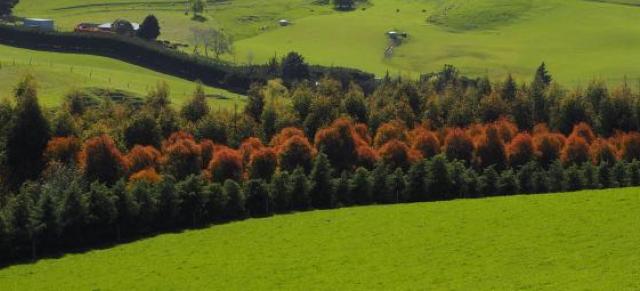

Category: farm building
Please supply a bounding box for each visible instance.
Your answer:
[74,19,139,35]
[23,18,54,31]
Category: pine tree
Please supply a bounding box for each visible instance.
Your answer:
[478,166,498,197]
[404,160,428,202]
[334,171,352,206]
[290,168,311,210]
[244,179,271,217]
[385,168,406,204]
[497,170,519,195]
[534,62,552,88]
[371,162,390,203]
[501,74,517,101]
[223,179,245,218]
[309,153,334,209]
[427,155,452,200]
[270,171,292,213]
[350,167,372,205]
[5,75,51,189]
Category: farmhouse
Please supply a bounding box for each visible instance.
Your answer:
[23,18,55,31]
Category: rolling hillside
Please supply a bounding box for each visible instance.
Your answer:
[13,0,640,83]
[0,188,638,290]
[0,44,245,107]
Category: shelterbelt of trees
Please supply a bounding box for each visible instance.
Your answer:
[2,63,640,264]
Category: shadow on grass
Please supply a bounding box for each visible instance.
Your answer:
[191,15,208,22]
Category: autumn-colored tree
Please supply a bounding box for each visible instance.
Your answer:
[507,133,536,168]
[199,139,215,169]
[493,118,518,143]
[45,136,81,165]
[239,137,264,166]
[354,123,372,145]
[355,145,379,169]
[444,128,474,164]
[161,132,202,180]
[314,118,358,171]
[129,168,163,184]
[80,135,128,185]
[590,138,618,165]
[476,125,507,170]
[249,147,277,180]
[270,127,306,148]
[278,135,316,173]
[208,146,243,182]
[378,140,417,169]
[569,122,595,144]
[534,132,565,166]
[561,135,590,166]
[126,145,161,173]
[410,128,440,159]
[373,120,407,148]
[622,132,640,161]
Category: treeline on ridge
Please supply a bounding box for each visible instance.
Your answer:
[2,62,640,264]
[0,25,376,94]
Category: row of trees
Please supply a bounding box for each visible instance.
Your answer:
[2,64,640,262]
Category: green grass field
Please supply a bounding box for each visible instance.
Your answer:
[0,188,638,290]
[13,0,640,84]
[0,44,245,107]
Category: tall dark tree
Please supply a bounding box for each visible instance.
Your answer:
[244,179,271,217]
[350,167,371,205]
[5,75,51,189]
[124,114,162,149]
[501,74,517,102]
[244,83,265,122]
[405,160,428,202]
[181,83,210,123]
[0,0,18,16]
[290,167,311,210]
[281,52,309,85]
[534,62,552,88]
[309,153,334,209]
[137,15,161,40]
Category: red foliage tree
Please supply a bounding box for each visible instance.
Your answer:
[208,146,243,182]
[373,120,407,148]
[239,137,264,166]
[356,144,379,169]
[126,145,161,173]
[354,123,372,145]
[129,168,163,184]
[270,127,305,148]
[534,132,565,166]
[561,135,590,165]
[45,136,81,165]
[569,122,595,144]
[80,135,128,185]
[378,139,417,169]
[622,132,640,161]
[410,128,440,159]
[200,139,215,169]
[278,135,316,172]
[444,128,474,163]
[476,125,507,169]
[493,118,518,143]
[590,138,618,165]
[249,147,278,180]
[314,118,358,171]
[507,133,536,167]
[161,132,202,180]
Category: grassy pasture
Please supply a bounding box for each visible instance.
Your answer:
[0,187,638,290]
[14,0,640,84]
[0,44,245,107]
